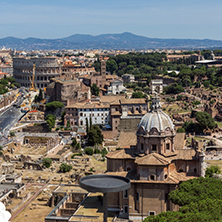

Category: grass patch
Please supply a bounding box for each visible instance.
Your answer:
[206,160,222,173]
[216,121,222,128]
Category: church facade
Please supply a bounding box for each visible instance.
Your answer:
[106,95,204,221]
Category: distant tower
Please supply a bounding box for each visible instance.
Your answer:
[211,51,215,60]
[198,50,201,61]
[101,60,106,88]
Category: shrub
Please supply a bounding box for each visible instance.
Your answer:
[94,148,101,154]
[101,148,108,157]
[71,152,83,158]
[177,127,185,133]
[205,165,221,177]
[42,158,52,168]
[59,163,72,172]
[85,148,94,155]
[9,131,15,137]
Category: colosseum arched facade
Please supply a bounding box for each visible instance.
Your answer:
[13,57,61,89]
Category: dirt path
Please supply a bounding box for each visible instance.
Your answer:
[10,183,48,221]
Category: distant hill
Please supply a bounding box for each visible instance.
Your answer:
[1,32,222,50]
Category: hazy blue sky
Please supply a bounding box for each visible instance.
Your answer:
[0,0,222,40]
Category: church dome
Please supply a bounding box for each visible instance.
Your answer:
[137,95,174,134]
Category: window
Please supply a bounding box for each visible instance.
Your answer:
[149,211,156,216]
[136,192,139,202]
[123,190,128,199]
[141,143,144,151]
[165,174,168,179]
[124,206,128,214]
[150,175,155,181]
[164,193,168,203]
[80,113,83,117]
[126,166,131,172]
[166,143,170,150]
[152,144,157,151]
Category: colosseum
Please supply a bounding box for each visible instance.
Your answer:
[13,57,61,89]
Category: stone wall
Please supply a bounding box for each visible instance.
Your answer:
[118,118,141,132]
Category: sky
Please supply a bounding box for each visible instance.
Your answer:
[0,0,222,40]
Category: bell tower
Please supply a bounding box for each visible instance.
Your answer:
[101,60,106,88]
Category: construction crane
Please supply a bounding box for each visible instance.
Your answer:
[29,64,37,91]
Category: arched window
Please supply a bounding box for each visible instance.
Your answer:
[150,175,155,181]
[152,144,157,151]
[126,166,131,172]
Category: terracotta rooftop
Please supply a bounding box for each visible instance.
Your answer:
[168,170,197,183]
[174,133,186,150]
[175,149,196,160]
[120,98,146,104]
[135,153,170,166]
[100,95,125,103]
[117,132,137,148]
[106,148,136,159]
[66,102,110,109]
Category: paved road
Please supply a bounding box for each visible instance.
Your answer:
[0,92,26,146]
[0,106,21,132]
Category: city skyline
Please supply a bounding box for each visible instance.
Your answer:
[1,0,222,40]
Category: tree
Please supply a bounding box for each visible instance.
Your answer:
[86,118,89,135]
[45,101,64,111]
[132,91,145,98]
[177,127,185,133]
[87,125,103,146]
[169,177,222,206]
[195,111,216,130]
[71,138,77,148]
[94,148,100,154]
[144,177,222,222]
[85,147,94,155]
[59,163,72,172]
[38,89,43,101]
[205,165,221,177]
[164,83,184,94]
[89,117,92,130]
[42,158,52,168]
[101,148,108,157]
[61,111,66,123]
[144,199,222,222]
[9,131,15,137]
[46,114,56,131]
[106,59,118,74]
[14,82,21,88]
[91,83,100,96]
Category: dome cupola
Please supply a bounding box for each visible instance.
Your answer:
[136,94,176,154]
[137,95,174,136]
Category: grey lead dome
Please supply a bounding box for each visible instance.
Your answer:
[137,95,174,133]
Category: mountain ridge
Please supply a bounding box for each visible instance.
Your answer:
[0,32,222,50]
